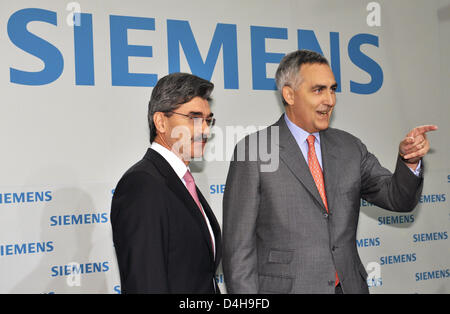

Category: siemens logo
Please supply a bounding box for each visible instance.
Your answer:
[413,231,448,243]
[50,212,109,226]
[378,214,414,226]
[360,199,375,207]
[356,237,380,248]
[367,277,382,287]
[215,273,224,284]
[419,193,446,203]
[210,184,225,194]
[380,253,416,265]
[51,261,110,277]
[0,191,52,204]
[0,241,54,256]
[415,269,450,282]
[7,8,383,94]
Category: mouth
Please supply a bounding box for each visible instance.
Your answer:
[192,136,208,144]
[316,110,330,117]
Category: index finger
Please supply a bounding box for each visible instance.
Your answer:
[410,125,438,136]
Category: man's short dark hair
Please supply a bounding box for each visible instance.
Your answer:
[148,73,214,143]
[275,50,329,106]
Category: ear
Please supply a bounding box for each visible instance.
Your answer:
[282,86,295,106]
[153,112,167,134]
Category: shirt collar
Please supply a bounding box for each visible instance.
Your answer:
[150,142,188,181]
[284,113,320,145]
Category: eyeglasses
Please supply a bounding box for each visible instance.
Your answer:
[166,111,216,127]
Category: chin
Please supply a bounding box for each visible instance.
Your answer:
[316,122,330,132]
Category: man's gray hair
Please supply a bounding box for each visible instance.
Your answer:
[148,72,214,143]
[275,50,329,106]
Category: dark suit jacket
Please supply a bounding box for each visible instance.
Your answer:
[111,148,222,293]
[223,115,423,294]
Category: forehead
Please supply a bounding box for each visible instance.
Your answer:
[177,96,211,113]
[298,63,336,86]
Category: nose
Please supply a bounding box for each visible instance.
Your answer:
[325,89,336,107]
[202,119,211,138]
[193,118,210,138]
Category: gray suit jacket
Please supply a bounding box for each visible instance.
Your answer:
[222,115,423,294]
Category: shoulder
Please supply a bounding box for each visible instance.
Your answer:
[323,127,359,141]
[234,120,280,150]
[322,127,366,148]
[114,155,167,198]
[111,160,169,223]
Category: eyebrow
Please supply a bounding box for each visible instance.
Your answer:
[312,83,338,90]
[188,111,214,117]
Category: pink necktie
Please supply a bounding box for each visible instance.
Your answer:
[183,170,203,211]
[183,170,214,254]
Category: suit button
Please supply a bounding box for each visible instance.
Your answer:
[323,213,329,219]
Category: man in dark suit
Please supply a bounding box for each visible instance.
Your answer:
[222,50,437,294]
[111,73,221,293]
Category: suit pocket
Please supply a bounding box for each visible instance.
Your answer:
[259,274,293,294]
[267,249,294,264]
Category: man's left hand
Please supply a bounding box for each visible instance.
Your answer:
[399,125,438,169]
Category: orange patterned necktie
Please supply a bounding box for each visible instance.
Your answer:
[306,135,328,212]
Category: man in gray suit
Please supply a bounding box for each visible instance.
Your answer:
[222,50,437,294]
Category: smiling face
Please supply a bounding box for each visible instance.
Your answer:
[282,63,337,133]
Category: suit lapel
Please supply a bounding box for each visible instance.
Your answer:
[276,116,327,212]
[144,149,216,262]
[197,189,222,267]
[319,129,340,215]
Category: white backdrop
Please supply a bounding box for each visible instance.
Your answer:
[0,0,449,294]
